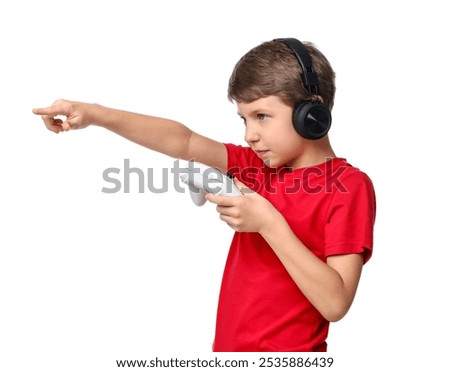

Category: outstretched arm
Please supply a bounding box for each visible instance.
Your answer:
[32,99,228,172]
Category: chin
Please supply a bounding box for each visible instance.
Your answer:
[263,157,281,168]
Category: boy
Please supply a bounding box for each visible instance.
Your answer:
[33,38,376,352]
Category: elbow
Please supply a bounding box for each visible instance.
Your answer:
[325,311,347,323]
[322,301,351,322]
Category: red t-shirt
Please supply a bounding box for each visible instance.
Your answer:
[213,144,376,352]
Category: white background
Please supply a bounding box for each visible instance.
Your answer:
[1,0,448,371]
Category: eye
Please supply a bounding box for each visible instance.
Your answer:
[257,113,268,121]
[240,116,247,126]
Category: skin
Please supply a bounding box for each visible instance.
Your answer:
[33,96,363,322]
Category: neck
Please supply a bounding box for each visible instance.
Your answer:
[287,136,337,169]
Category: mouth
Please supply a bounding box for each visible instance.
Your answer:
[254,149,269,158]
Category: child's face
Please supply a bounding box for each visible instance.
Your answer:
[237,95,305,169]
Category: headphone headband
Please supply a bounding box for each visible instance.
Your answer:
[273,38,331,140]
[274,38,320,96]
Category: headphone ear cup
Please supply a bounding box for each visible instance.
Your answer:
[293,101,332,140]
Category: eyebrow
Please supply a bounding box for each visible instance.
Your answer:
[237,108,268,118]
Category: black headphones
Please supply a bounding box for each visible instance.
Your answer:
[275,38,332,140]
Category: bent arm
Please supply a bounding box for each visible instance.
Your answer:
[208,181,364,322]
[260,213,363,322]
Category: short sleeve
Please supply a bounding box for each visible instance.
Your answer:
[324,171,376,264]
[225,143,264,172]
[224,144,271,193]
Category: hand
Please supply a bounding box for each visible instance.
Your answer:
[32,99,94,134]
[206,178,282,233]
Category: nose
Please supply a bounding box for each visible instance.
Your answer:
[244,121,260,144]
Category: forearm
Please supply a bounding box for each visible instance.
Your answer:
[260,216,358,322]
[90,104,193,159]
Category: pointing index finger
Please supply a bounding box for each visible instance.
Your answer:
[32,104,66,117]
